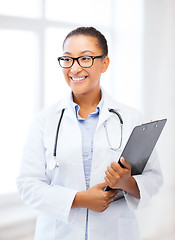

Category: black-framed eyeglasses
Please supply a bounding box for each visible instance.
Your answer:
[57,55,105,68]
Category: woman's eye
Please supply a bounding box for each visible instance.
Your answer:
[81,57,91,61]
[60,57,71,62]
[63,57,71,62]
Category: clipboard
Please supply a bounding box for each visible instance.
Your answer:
[105,118,167,201]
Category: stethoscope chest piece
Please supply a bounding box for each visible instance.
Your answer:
[48,158,59,171]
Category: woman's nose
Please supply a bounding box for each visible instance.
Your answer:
[70,60,82,74]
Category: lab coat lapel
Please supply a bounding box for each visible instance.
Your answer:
[56,91,77,122]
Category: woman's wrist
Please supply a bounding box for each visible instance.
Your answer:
[124,176,140,199]
[71,191,88,209]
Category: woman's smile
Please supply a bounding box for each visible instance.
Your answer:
[70,75,88,83]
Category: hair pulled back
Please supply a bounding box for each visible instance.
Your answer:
[63,27,108,56]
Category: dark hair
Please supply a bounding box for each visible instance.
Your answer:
[63,27,108,56]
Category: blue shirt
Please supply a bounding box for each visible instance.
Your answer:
[71,96,103,240]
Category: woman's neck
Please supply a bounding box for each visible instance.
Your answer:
[72,89,101,119]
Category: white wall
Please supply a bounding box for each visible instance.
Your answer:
[138,0,175,239]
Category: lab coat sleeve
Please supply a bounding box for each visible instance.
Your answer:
[124,149,164,209]
[16,113,78,224]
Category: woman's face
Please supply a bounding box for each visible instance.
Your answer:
[62,34,109,97]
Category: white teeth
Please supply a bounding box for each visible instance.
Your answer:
[71,77,86,81]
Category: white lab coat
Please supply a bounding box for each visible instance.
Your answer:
[17,88,163,240]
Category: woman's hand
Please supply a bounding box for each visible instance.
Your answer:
[72,182,118,213]
[104,157,140,199]
[104,157,131,190]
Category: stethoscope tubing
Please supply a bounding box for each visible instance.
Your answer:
[53,108,65,157]
[104,109,123,151]
[108,108,123,124]
[53,108,123,158]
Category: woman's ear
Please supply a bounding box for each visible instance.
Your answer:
[101,56,110,73]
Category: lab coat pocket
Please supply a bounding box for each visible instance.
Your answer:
[118,217,139,240]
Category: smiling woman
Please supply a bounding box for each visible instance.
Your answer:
[16,26,163,240]
[0,1,155,239]
[60,32,109,110]
[61,36,108,118]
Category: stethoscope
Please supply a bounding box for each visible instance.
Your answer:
[48,108,123,171]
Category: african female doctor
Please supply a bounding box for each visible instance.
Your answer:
[17,27,163,240]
